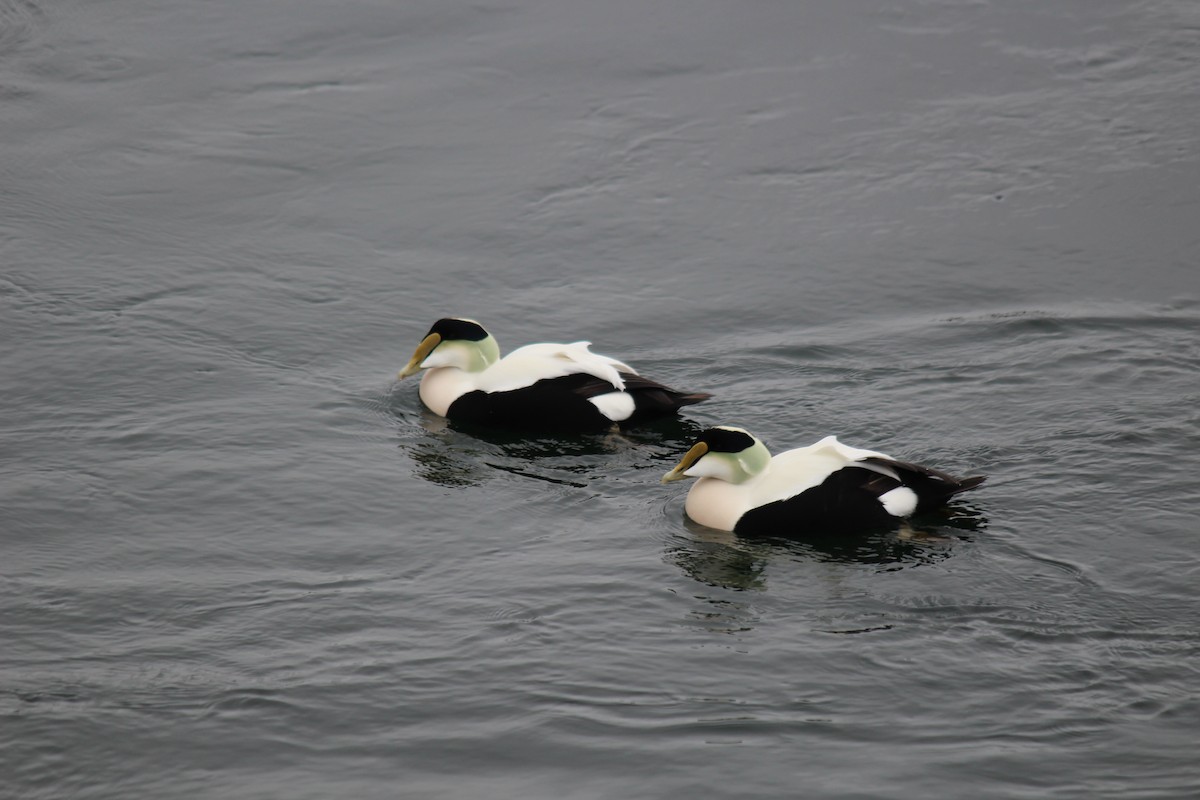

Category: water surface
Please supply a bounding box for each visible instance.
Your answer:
[3,0,1199,797]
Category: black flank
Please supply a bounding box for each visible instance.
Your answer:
[733,459,986,537]
[446,372,709,432]
[735,466,903,536]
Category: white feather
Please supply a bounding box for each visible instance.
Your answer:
[476,341,634,393]
[749,436,895,508]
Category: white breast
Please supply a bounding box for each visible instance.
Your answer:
[418,368,476,416]
[685,478,752,531]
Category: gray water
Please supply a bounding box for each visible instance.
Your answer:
[4,0,1199,797]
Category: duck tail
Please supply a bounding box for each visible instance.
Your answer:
[674,391,713,407]
[949,475,987,496]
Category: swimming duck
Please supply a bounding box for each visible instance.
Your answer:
[661,426,985,535]
[398,318,711,431]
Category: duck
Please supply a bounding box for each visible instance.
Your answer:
[661,426,985,535]
[397,317,711,431]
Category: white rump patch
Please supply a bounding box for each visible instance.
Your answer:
[588,391,635,422]
[878,486,918,518]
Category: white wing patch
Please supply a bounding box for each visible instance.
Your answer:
[878,486,918,517]
[588,391,636,422]
[476,341,636,393]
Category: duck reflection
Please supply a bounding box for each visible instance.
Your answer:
[400,404,708,489]
[666,505,986,590]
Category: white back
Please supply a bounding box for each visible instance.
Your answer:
[755,436,897,505]
[476,341,636,393]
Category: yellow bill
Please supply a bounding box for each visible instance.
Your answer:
[661,441,709,483]
[398,332,441,379]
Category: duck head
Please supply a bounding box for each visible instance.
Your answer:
[661,425,772,485]
[398,317,502,378]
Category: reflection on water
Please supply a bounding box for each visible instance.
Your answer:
[406,432,491,488]
[667,506,986,590]
[681,594,760,636]
[398,400,708,488]
[427,407,708,455]
[668,531,769,592]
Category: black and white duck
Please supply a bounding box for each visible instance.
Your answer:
[661,426,985,535]
[398,317,710,432]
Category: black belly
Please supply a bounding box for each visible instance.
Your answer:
[446,385,613,432]
[733,467,901,537]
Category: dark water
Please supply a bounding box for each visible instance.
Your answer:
[4,0,1199,797]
